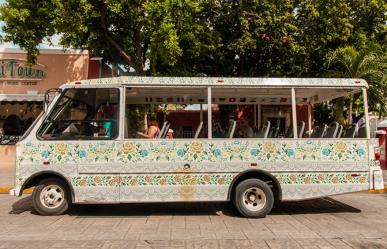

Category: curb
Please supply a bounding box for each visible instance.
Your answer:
[368,187,387,193]
[0,186,33,194]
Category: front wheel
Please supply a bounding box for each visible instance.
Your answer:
[233,179,274,218]
[32,178,70,216]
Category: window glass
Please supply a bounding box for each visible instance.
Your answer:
[38,88,119,140]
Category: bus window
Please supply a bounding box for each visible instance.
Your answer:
[211,88,292,139]
[124,87,208,139]
[37,88,119,140]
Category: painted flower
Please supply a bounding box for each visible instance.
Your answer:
[189,142,203,154]
[286,149,294,157]
[109,177,120,186]
[177,149,185,157]
[304,176,311,184]
[159,177,167,185]
[139,149,148,158]
[122,142,136,154]
[213,148,222,157]
[317,174,325,182]
[322,148,330,156]
[40,150,49,159]
[360,176,367,183]
[218,177,225,184]
[188,177,196,185]
[79,179,87,187]
[334,141,347,153]
[357,148,365,157]
[145,175,152,183]
[78,150,86,158]
[262,142,276,154]
[130,178,137,186]
[250,149,258,157]
[174,175,182,183]
[332,176,339,184]
[203,175,211,182]
[94,176,101,184]
[54,143,68,155]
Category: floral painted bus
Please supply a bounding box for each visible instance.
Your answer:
[10,77,384,217]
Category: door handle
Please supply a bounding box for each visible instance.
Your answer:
[183,163,190,170]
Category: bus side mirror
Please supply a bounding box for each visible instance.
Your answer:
[43,88,62,113]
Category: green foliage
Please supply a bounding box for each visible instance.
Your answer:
[324,44,387,114]
[0,0,385,79]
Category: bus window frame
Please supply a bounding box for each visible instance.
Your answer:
[123,86,212,140]
[36,87,121,141]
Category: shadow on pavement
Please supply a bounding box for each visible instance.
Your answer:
[10,195,360,217]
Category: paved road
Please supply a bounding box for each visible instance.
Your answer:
[0,192,387,249]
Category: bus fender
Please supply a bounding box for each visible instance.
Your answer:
[227,169,282,201]
[19,170,75,202]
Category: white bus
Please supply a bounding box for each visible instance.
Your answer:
[10,77,384,217]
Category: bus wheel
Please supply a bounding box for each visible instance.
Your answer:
[32,178,70,216]
[233,179,274,218]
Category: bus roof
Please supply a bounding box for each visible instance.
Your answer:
[65,77,368,89]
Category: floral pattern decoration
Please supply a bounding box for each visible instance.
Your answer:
[18,139,368,165]
[70,172,368,187]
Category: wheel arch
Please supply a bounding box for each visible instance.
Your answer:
[19,170,75,202]
[228,169,282,201]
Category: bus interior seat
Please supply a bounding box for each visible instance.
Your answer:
[311,124,328,138]
[267,127,274,138]
[194,121,203,138]
[256,121,271,138]
[285,122,304,138]
[157,121,168,138]
[336,125,343,138]
[161,123,170,138]
[224,120,236,138]
[285,125,293,138]
[343,124,358,138]
[228,120,237,138]
[356,124,367,138]
[324,122,339,138]
[270,126,280,138]
[297,121,305,138]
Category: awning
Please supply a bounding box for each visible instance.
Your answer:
[0,94,44,102]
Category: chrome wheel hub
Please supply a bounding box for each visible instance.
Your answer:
[242,187,266,212]
[40,185,64,209]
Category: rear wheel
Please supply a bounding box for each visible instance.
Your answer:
[32,178,70,216]
[233,178,274,218]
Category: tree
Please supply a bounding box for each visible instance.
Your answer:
[324,45,387,120]
[0,0,220,75]
[0,0,385,78]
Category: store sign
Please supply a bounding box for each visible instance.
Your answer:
[0,59,46,79]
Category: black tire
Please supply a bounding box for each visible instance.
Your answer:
[233,178,274,218]
[32,177,70,216]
